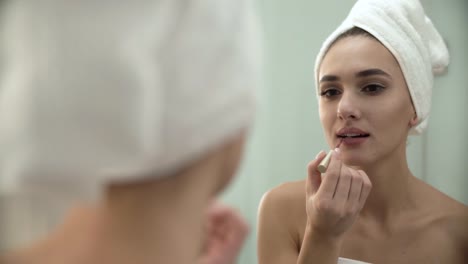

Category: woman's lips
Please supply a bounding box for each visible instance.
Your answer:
[339,136,368,146]
[336,127,370,146]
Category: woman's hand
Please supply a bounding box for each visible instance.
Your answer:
[197,201,249,264]
[305,150,372,241]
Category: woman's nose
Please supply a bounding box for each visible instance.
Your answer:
[337,92,361,120]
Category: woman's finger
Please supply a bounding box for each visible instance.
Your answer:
[306,151,327,196]
[317,150,342,200]
[333,165,352,204]
[347,169,363,207]
[357,170,372,209]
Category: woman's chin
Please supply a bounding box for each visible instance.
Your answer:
[340,156,369,170]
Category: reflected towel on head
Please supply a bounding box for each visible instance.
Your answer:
[314,0,449,135]
[0,0,261,201]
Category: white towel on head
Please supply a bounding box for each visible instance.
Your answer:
[314,0,449,135]
[0,0,261,201]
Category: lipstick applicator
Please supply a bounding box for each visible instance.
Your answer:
[317,139,343,173]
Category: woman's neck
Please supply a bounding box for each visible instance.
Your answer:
[357,148,419,224]
[95,158,223,264]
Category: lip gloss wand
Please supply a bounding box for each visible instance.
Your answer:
[317,139,343,173]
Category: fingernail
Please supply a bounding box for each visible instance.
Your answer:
[333,148,341,159]
[315,150,324,159]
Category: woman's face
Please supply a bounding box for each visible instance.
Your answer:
[318,36,416,167]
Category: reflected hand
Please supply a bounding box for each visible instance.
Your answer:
[197,201,249,264]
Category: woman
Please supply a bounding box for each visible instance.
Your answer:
[257,0,468,263]
[0,1,260,263]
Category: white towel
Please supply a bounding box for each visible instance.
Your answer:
[0,0,261,202]
[314,0,449,135]
[338,257,371,264]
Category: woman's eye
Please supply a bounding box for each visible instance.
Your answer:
[362,84,385,94]
[320,88,341,98]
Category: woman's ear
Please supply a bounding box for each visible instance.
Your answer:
[409,112,418,127]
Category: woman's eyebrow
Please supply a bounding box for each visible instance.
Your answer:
[320,68,391,83]
[356,68,391,78]
[319,75,340,83]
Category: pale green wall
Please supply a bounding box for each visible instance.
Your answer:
[423,0,468,207]
[222,1,468,263]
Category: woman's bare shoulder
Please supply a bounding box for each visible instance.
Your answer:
[259,180,306,224]
[419,179,468,253]
[260,180,306,208]
[258,180,310,262]
[440,197,468,245]
[438,198,468,261]
[414,177,467,214]
[422,180,468,219]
